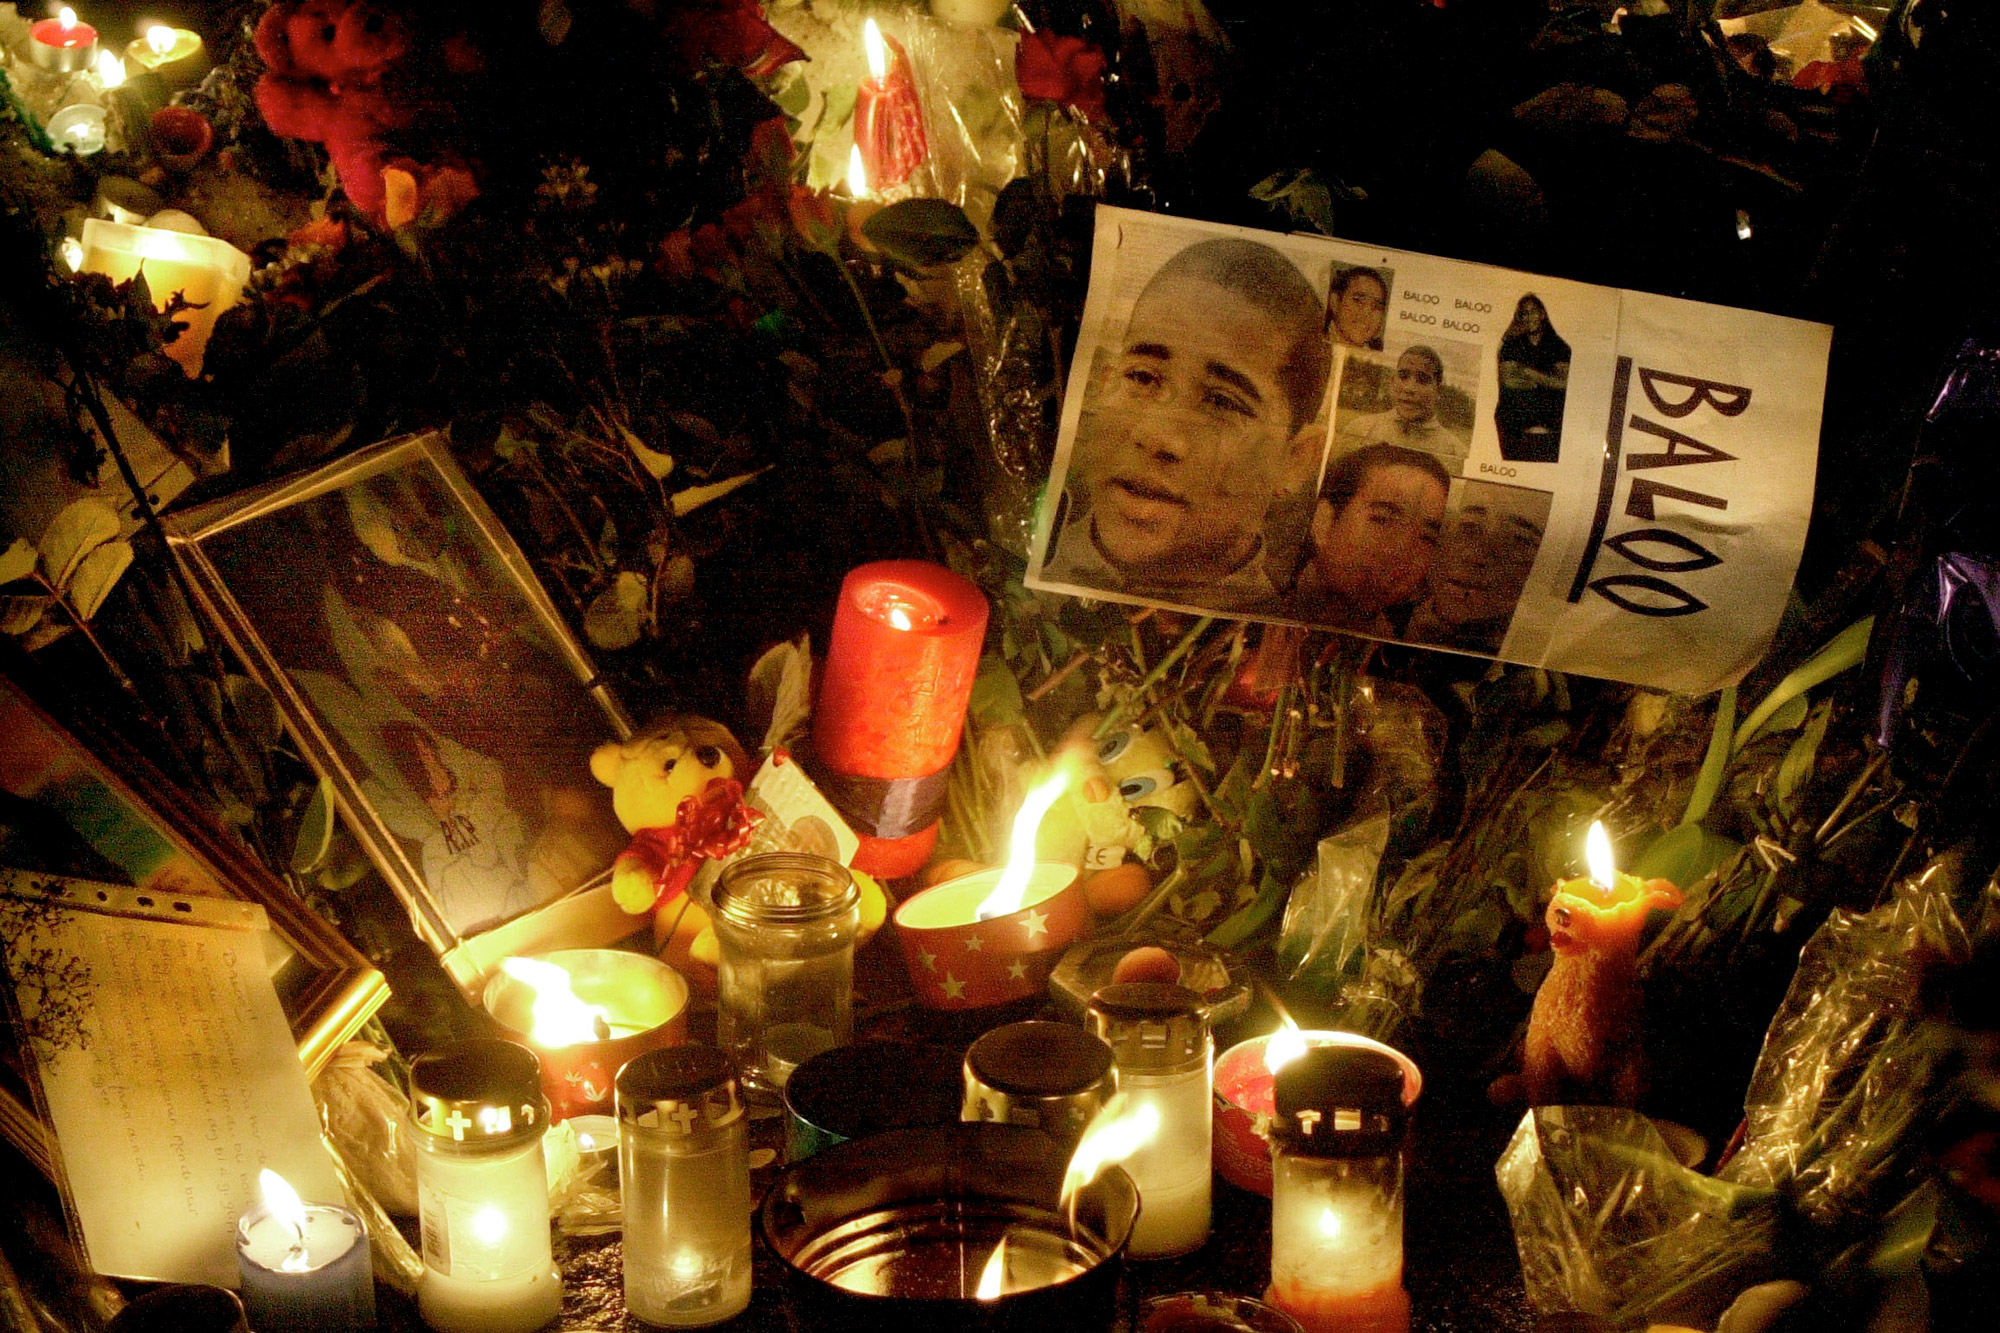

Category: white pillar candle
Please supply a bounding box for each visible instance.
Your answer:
[77,218,249,376]
[1085,983,1213,1259]
[235,1170,376,1333]
[409,1042,563,1333]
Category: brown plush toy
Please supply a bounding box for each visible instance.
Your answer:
[590,716,758,985]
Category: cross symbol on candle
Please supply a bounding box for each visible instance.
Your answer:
[445,1109,472,1141]
[668,1102,700,1134]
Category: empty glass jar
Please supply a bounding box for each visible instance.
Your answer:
[706,853,861,1099]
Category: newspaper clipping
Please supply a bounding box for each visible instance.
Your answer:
[1025,206,1833,694]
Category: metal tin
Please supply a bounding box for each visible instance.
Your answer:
[962,1021,1116,1152]
[408,1039,549,1151]
[1085,983,1208,1076]
[1049,936,1250,1028]
[782,1042,963,1163]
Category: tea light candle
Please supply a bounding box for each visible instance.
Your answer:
[46,103,106,155]
[408,1042,562,1333]
[813,559,987,878]
[76,218,250,376]
[480,949,690,1120]
[28,7,98,72]
[127,23,205,88]
[235,1170,376,1333]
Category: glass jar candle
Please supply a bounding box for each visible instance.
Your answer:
[961,1020,1118,1154]
[706,853,860,1099]
[1266,1047,1411,1333]
[408,1041,562,1333]
[618,1046,752,1327]
[1087,983,1213,1258]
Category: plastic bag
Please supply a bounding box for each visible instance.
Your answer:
[1719,866,1971,1231]
[1496,1106,1782,1328]
[1278,814,1390,985]
[314,1042,418,1217]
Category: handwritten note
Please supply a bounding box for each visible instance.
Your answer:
[3,874,340,1284]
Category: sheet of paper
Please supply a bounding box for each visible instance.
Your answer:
[1,871,341,1285]
[1025,206,1832,694]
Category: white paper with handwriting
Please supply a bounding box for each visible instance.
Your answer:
[2,873,340,1284]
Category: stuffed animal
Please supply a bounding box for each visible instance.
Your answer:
[1055,715,1200,870]
[1517,873,1684,1107]
[592,716,760,983]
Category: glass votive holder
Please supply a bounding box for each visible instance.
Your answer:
[47,104,107,156]
[618,1045,752,1327]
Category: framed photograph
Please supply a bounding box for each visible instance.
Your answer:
[165,434,637,990]
[0,678,388,1178]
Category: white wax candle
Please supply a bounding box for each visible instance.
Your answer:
[236,1200,375,1333]
[1120,1069,1212,1258]
[416,1139,561,1333]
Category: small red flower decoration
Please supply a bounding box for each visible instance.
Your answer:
[1016,30,1106,119]
[661,0,805,78]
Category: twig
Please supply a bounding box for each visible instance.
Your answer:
[1027,649,1090,702]
[1093,616,1214,741]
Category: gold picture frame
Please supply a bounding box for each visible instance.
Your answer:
[165,433,638,993]
[0,678,388,1178]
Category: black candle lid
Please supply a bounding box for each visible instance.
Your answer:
[965,1021,1114,1097]
[1272,1046,1408,1158]
[409,1039,549,1149]
[784,1041,963,1141]
[1086,983,1209,1074]
[617,1045,743,1135]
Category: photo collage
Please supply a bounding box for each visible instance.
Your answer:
[1032,209,1573,661]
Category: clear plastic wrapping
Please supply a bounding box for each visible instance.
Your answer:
[314,1042,418,1217]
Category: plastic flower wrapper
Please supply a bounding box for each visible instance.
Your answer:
[314,1041,418,1216]
[1719,859,1971,1232]
[1497,1105,1783,1327]
[545,1119,622,1237]
[1277,814,1390,987]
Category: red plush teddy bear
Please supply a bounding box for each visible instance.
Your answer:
[253,0,480,226]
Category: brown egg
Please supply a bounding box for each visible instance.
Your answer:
[1082,861,1152,916]
[1111,945,1182,986]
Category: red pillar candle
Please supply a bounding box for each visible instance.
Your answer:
[854,18,928,190]
[813,560,987,879]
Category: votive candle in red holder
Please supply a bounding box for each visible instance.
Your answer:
[813,560,987,879]
[27,7,98,72]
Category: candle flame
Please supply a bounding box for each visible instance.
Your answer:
[863,17,887,81]
[847,144,868,197]
[974,1233,1007,1301]
[57,7,76,31]
[500,956,613,1047]
[59,237,83,271]
[96,50,124,86]
[1318,1205,1342,1239]
[1059,1093,1160,1214]
[146,24,174,55]
[469,1205,509,1245]
[1585,821,1615,891]
[1265,1017,1306,1076]
[257,1169,312,1273]
[887,604,912,631]
[974,763,1070,920]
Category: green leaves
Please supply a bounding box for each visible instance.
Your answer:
[861,200,980,269]
[584,570,651,651]
[40,498,120,589]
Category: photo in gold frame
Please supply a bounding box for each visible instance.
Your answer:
[0,677,388,1178]
[164,433,639,993]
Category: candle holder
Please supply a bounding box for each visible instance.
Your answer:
[1266,1047,1412,1333]
[408,1041,562,1333]
[75,218,250,375]
[894,864,1088,1009]
[759,1123,1138,1332]
[481,948,689,1119]
[1140,1292,1305,1333]
[106,1286,249,1333]
[26,12,98,73]
[1049,937,1251,1027]
[1086,983,1212,1259]
[782,1041,964,1164]
[961,1021,1117,1155]
[1213,1031,1420,1197]
[235,1178,375,1333]
[47,104,106,155]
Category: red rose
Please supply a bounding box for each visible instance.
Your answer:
[786,185,839,255]
[661,0,805,78]
[1016,30,1106,119]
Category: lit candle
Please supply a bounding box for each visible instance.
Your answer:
[46,103,106,155]
[235,1169,376,1333]
[1266,1047,1412,1333]
[1086,983,1213,1259]
[408,1042,563,1333]
[28,7,98,72]
[813,560,987,878]
[1520,822,1683,1105]
[480,949,689,1120]
[76,218,250,376]
[126,22,205,89]
[1213,1027,1420,1197]
[853,17,928,191]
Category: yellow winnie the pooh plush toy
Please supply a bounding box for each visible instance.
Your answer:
[592,717,890,985]
[592,716,761,985]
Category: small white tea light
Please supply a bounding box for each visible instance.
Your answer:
[47,105,108,157]
[235,1168,376,1333]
